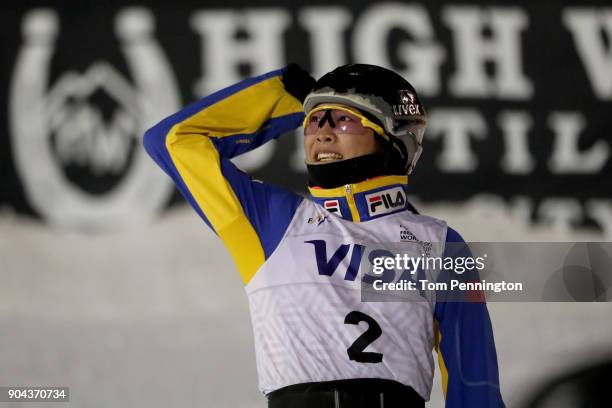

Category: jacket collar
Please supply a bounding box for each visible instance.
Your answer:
[308,175,410,222]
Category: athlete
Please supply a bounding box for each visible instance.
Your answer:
[144,64,504,407]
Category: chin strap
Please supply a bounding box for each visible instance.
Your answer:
[306,152,390,188]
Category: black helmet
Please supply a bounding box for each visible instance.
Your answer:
[303,64,426,174]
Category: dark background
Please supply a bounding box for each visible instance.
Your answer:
[1,0,610,231]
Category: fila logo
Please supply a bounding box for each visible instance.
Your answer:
[365,187,406,216]
[323,199,342,216]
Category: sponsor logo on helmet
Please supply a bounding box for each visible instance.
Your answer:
[400,90,416,104]
[393,90,422,117]
[365,187,406,217]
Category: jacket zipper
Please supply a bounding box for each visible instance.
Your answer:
[344,184,360,222]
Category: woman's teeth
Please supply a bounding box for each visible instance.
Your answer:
[317,152,343,162]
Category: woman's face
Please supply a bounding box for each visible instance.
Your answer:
[304,107,379,164]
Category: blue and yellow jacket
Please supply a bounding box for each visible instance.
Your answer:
[143,68,504,407]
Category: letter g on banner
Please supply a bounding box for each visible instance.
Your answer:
[9,8,180,230]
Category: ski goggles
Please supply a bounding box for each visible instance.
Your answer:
[303,104,387,138]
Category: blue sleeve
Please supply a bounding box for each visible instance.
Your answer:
[143,69,304,283]
[434,227,505,407]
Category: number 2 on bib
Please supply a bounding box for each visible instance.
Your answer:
[344,311,383,363]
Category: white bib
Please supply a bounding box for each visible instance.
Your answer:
[245,199,448,399]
